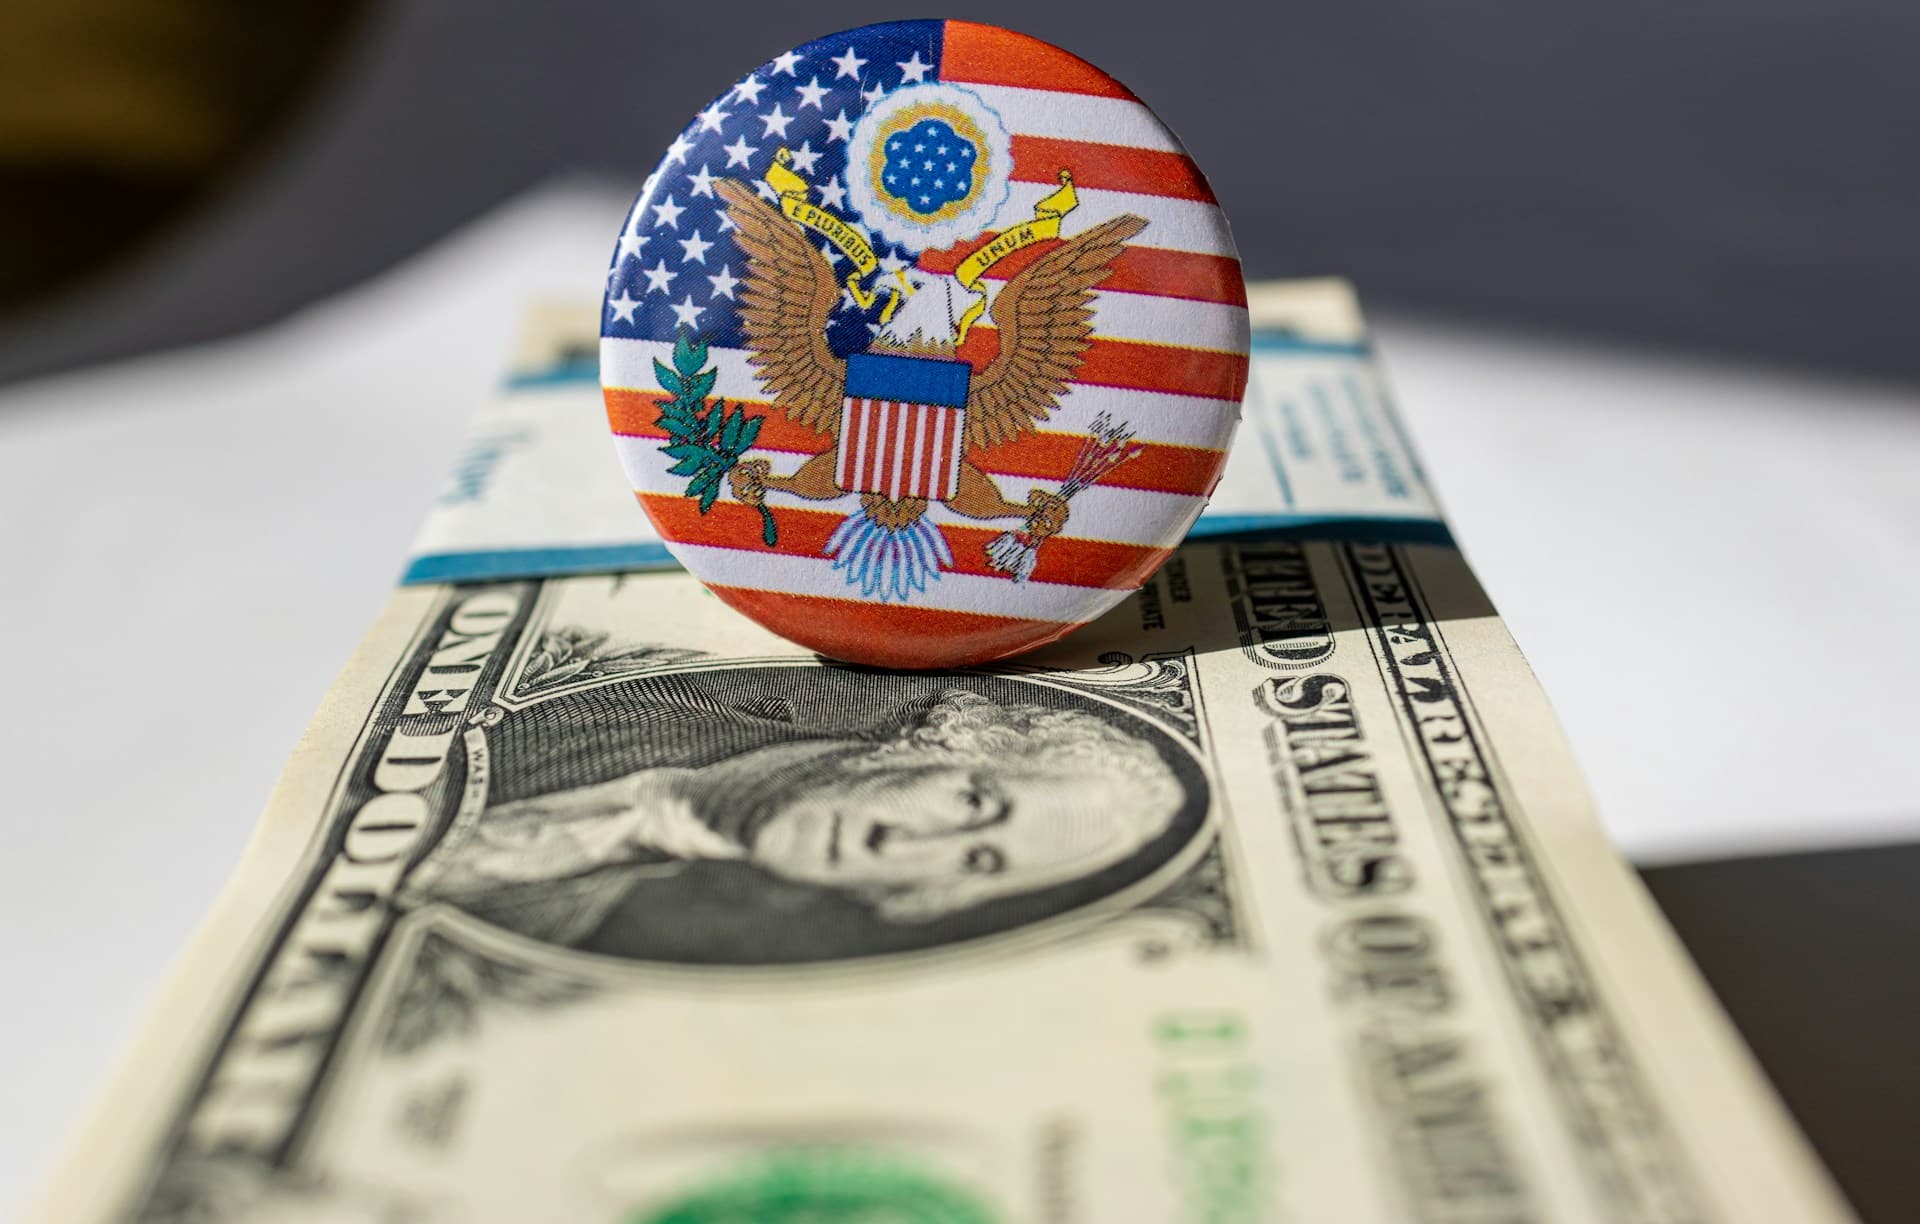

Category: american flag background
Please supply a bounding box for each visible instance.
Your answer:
[602,19,1248,664]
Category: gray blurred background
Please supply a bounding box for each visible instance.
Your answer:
[2,0,1915,384]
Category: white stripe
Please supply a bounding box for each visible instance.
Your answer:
[887,403,910,499]
[668,540,1120,623]
[906,402,928,497]
[928,480,1205,547]
[605,340,1241,452]
[847,399,868,490]
[615,435,1207,550]
[605,290,1242,381]
[965,83,1185,153]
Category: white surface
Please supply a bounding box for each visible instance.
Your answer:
[1,180,1917,1211]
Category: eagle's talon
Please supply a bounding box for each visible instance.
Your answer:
[728,458,771,507]
[1023,489,1070,540]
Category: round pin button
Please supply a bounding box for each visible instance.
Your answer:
[602,20,1247,668]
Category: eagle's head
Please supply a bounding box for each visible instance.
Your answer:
[873,268,964,353]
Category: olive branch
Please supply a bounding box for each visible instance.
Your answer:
[653,331,777,545]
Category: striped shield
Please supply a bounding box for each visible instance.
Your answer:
[836,352,970,502]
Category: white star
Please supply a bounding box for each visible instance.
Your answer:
[669,295,703,330]
[769,49,802,77]
[616,232,645,262]
[753,178,779,202]
[860,81,887,107]
[696,102,729,133]
[640,259,675,295]
[651,195,684,229]
[678,229,713,264]
[831,46,867,79]
[759,104,793,139]
[664,133,693,164]
[733,76,765,104]
[823,109,854,143]
[795,76,828,110]
[716,211,736,233]
[817,178,847,209]
[898,52,931,83]
[878,252,907,273]
[787,141,822,174]
[687,163,718,198]
[708,265,740,299]
[607,291,641,324]
[722,134,755,168]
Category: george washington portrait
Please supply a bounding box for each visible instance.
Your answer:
[398,664,1209,964]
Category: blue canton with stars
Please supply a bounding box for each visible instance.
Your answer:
[603,20,944,358]
[883,119,976,214]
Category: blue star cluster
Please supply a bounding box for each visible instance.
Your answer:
[882,119,977,214]
[603,20,944,358]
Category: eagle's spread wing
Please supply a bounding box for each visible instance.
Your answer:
[965,214,1149,451]
[714,178,845,437]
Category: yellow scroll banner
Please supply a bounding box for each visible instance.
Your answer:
[763,149,899,320]
[952,170,1080,344]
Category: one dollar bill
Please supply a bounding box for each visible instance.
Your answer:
[29,283,1853,1224]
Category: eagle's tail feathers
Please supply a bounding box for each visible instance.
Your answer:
[824,505,951,605]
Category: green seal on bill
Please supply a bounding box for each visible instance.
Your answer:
[634,1147,998,1224]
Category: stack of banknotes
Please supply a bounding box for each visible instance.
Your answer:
[28,281,1855,1223]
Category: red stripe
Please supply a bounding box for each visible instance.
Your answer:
[955,331,1246,402]
[859,399,875,484]
[890,404,914,499]
[609,390,1227,497]
[979,432,1225,496]
[837,399,856,487]
[1011,136,1214,204]
[917,242,1243,307]
[711,585,1079,668]
[917,405,940,498]
[940,20,1136,101]
[879,401,898,493]
[860,400,884,492]
[1101,247,1244,306]
[638,494,1173,591]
